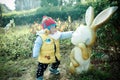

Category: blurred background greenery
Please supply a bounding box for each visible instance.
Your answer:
[0,0,120,80]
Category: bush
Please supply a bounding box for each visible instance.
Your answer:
[0,27,36,60]
[1,3,93,26]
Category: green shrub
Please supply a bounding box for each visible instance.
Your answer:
[2,2,106,26]
[68,69,110,80]
[0,27,36,60]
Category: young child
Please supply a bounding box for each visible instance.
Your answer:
[33,16,73,80]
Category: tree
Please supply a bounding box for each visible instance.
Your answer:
[15,0,41,11]
[0,5,2,27]
[109,0,120,30]
[41,0,59,7]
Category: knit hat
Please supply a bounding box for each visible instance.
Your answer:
[41,16,56,30]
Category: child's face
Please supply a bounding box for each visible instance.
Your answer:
[50,26,57,34]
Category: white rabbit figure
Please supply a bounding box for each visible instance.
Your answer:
[69,6,118,74]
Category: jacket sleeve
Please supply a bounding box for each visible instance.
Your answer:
[59,31,73,40]
[32,36,42,58]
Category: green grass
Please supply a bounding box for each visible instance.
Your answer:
[0,57,37,80]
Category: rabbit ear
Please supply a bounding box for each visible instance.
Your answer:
[91,6,118,31]
[85,6,94,26]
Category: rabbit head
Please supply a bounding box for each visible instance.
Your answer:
[71,6,118,47]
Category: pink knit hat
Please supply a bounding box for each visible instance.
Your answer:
[41,16,56,30]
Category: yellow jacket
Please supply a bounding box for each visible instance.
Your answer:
[38,34,60,63]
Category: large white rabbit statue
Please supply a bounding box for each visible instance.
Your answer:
[69,6,118,74]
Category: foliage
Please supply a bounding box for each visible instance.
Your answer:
[1,0,110,27]
[41,0,59,7]
[0,27,36,60]
[0,58,36,80]
[0,5,1,16]
[68,68,110,80]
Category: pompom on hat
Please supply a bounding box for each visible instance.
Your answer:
[41,16,56,30]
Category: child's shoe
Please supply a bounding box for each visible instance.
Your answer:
[36,76,44,80]
[49,67,60,75]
